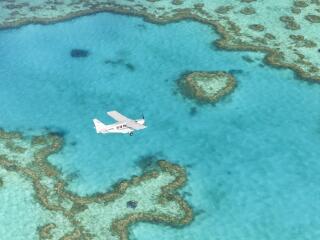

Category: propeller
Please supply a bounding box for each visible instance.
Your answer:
[142,113,146,125]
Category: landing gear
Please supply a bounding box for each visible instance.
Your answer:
[129,132,133,136]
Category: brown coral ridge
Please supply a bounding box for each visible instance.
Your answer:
[178,71,236,104]
[215,32,320,83]
[38,223,57,239]
[0,3,319,83]
[1,1,320,84]
[111,160,193,240]
[0,129,193,240]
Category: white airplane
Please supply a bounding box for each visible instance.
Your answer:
[93,111,146,136]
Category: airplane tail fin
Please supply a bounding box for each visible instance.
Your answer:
[93,119,107,133]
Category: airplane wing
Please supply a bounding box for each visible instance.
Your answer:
[126,121,147,130]
[107,111,131,122]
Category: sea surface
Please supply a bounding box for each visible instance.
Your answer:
[1,12,320,240]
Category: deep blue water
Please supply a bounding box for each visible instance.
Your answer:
[1,12,320,240]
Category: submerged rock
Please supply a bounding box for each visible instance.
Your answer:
[70,49,90,58]
[127,200,138,209]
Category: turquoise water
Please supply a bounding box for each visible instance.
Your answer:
[1,12,320,240]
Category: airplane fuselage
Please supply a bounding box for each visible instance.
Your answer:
[97,119,145,134]
[93,111,146,136]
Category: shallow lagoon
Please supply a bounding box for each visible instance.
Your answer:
[1,12,320,240]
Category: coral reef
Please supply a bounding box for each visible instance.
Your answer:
[178,71,236,104]
[0,129,192,240]
[0,0,319,82]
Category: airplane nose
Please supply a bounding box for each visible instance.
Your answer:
[139,119,145,125]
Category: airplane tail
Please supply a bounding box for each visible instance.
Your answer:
[93,119,107,133]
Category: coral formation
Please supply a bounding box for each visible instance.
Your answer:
[178,71,236,104]
[0,0,319,82]
[70,49,90,58]
[0,129,192,240]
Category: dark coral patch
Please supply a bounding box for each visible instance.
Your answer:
[127,200,138,209]
[189,107,198,116]
[136,23,147,30]
[104,58,135,71]
[135,154,159,170]
[104,59,124,65]
[228,69,243,74]
[242,55,254,63]
[44,127,68,137]
[125,63,135,71]
[70,49,90,58]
